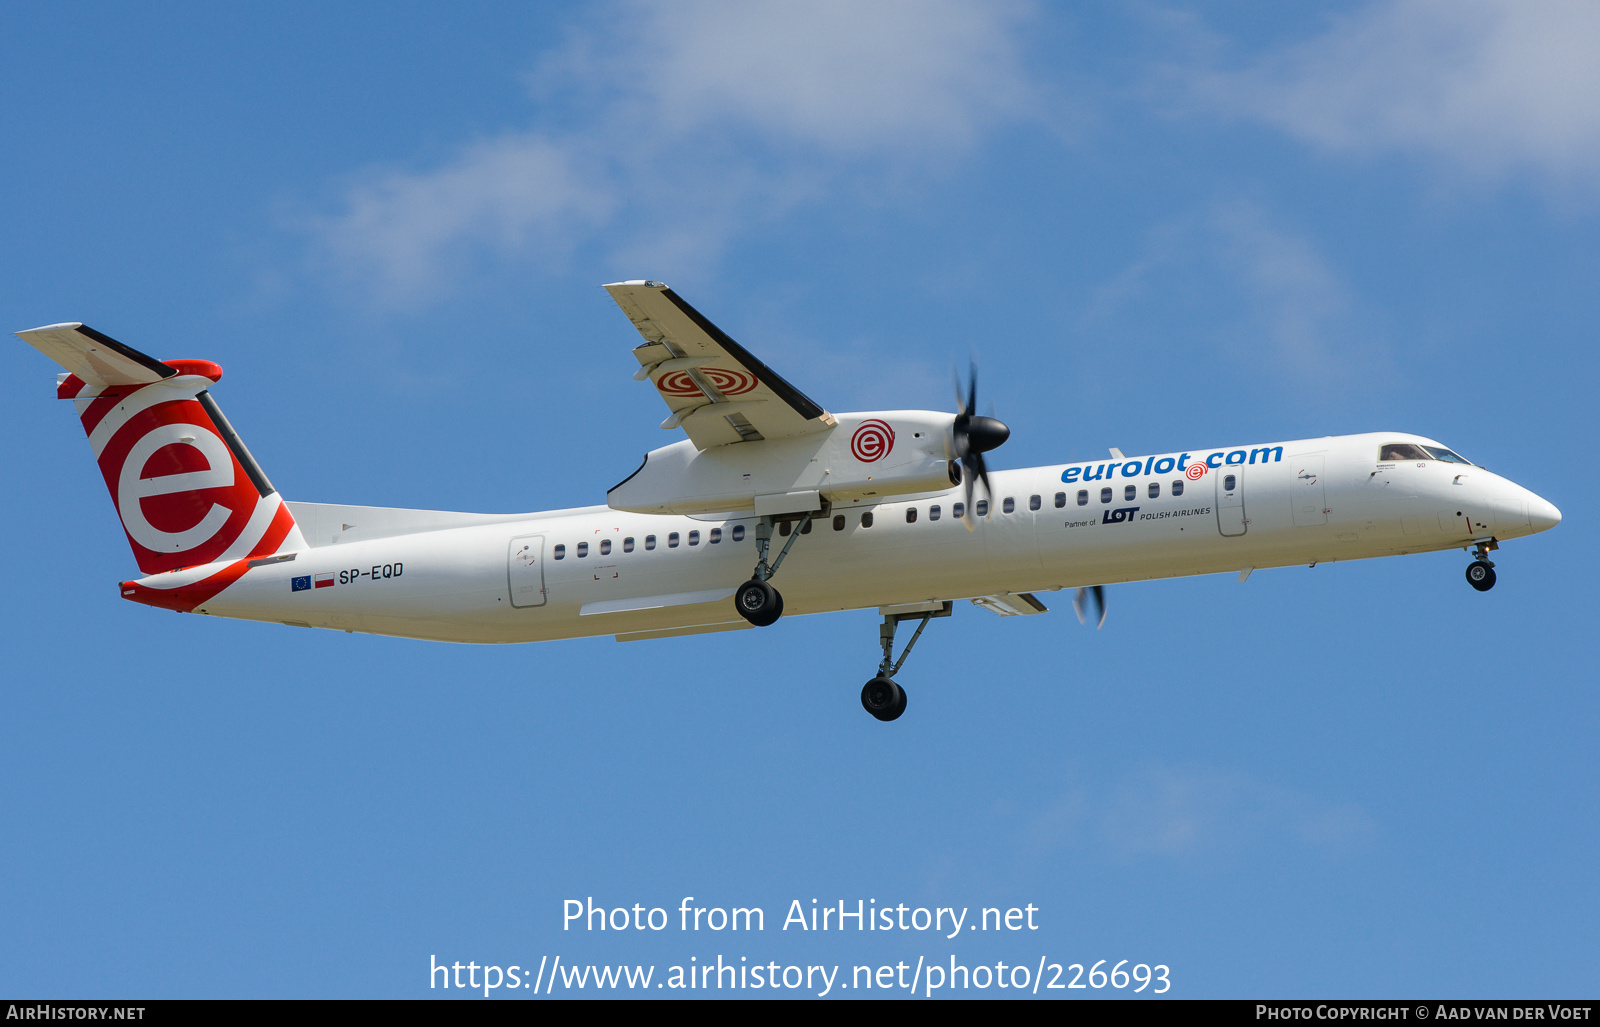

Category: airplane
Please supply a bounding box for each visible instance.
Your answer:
[17,281,1561,722]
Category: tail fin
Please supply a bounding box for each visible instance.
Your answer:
[17,323,306,582]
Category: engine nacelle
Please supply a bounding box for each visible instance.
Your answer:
[607,411,956,516]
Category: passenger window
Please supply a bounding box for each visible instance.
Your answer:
[554,544,565,560]
[732,525,745,542]
[1148,482,1160,499]
[1077,490,1088,506]
[1054,492,1066,509]
[976,500,989,517]
[688,530,700,546]
[577,542,588,558]
[929,505,941,521]
[861,512,874,528]
[599,538,611,555]
[1172,480,1184,497]
[1124,485,1136,502]
[1029,495,1041,511]
[709,528,721,544]
[906,507,918,523]
[668,532,680,548]
[833,514,845,531]
[1002,497,1015,513]
[623,537,634,553]
[645,535,657,550]
[952,502,965,519]
[1100,488,1112,504]
[1224,474,1236,490]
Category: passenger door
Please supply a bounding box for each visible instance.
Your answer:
[507,535,547,608]
[1216,467,1247,536]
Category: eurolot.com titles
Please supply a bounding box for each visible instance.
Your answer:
[430,897,1174,997]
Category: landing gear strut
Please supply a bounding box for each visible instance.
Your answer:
[860,603,951,722]
[1466,539,1497,592]
[733,512,813,627]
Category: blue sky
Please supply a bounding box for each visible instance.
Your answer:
[2,1,1595,999]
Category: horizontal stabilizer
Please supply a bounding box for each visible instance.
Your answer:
[16,323,175,388]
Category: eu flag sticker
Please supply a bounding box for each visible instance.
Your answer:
[291,575,311,592]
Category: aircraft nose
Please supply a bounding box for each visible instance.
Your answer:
[1527,493,1562,533]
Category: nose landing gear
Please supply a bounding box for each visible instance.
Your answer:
[1465,539,1498,592]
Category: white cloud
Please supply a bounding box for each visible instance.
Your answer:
[1084,201,1388,383]
[1005,765,1376,866]
[315,137,613,301]
[311,1,1037,303]
[1194,0,1600,180]
[1098,767,1376,859]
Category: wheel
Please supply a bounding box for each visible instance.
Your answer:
[860,676,907,721]
[734,578,783,626]
[1465,561,1496,592]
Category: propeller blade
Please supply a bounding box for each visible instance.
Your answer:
[950,360,1007,528]
[1073,585,1107,629]
[972,451,992,502]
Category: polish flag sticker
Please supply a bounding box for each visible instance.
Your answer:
[315,572,335,588]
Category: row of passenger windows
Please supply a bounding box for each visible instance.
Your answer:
[1073,480,1190,505]
[554,479,1208,557]
[553,523,749,559]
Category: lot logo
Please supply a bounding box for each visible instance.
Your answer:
[1103,506,1140,524]
[850,419,895,462]
[1185,463,1207,481]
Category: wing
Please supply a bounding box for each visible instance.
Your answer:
[604,281,836,449]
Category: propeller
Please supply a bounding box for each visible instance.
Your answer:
[952,362,1010,524]
[1073,585,1107,630]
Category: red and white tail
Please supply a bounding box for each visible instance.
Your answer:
[17,322,305,609]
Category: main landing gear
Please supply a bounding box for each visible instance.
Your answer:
[861,603,952,722]
[733,512,812,627]
[1465,539,1498,592]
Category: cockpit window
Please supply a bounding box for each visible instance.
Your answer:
[1379,442,1473,465]
[1422,445,1471,465]
[1380,443,1429,461]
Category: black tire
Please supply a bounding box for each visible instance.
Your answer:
[734,578,783,626]
[861,677,907,721]
[1466,561,1497,592]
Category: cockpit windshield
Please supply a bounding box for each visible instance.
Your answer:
[1422,445,1471,464]
[1380,443,1428,461]
[1379,442,1473,465]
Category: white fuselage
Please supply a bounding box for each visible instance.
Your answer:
[169,431,1559,643]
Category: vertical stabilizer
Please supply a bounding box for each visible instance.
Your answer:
[17,322,306,609]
